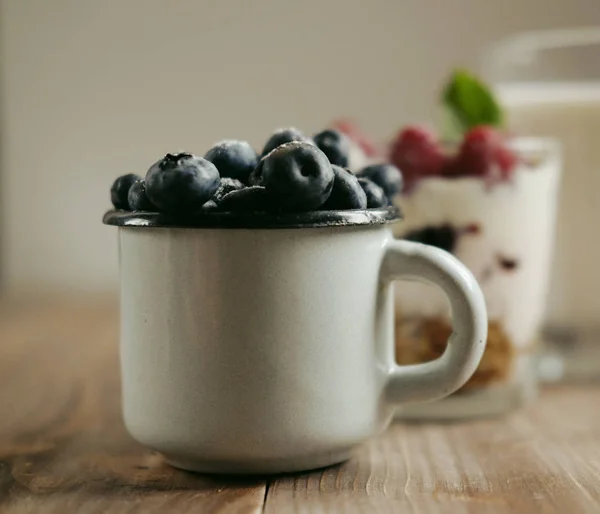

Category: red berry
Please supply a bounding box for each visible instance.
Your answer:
[331,119,380,158]
[449,126,517,180]
[465,125,502,145]
[496,145,517,180]
[440,155,461,177]
[461,126,499,175]
[396,126,437,147]
[390,126,447,188]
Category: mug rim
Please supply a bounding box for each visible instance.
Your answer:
[103,206,401,229]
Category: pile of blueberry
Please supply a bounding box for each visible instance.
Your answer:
[110,128,403,215]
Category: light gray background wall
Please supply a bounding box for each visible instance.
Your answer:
[1,0,599,292]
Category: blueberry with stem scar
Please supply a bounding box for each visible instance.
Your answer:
[261,141,334,211]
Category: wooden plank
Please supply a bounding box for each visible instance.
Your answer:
[265,387,600,514]
[3,298,600,513]
[0,298,267,514]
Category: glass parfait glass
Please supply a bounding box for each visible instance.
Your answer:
[393,137,561,419]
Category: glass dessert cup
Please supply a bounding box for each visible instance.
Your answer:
[486,27,600,382]
[393,137,561,420]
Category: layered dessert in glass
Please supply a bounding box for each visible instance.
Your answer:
[342,70,562,418]
[393,130,559,417]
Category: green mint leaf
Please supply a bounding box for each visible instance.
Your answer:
[440,104,466,143]
[442,69,504,136]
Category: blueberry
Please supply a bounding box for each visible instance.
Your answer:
[261,141,334,211]
[404,225,457,254]
[322,165,367,210]
[145,153,220,213]
[215,186,275,212]
[204,140,258,184]
[261,127,309,157]
[211,177,245,204]
[358,163,403,199]
[248,159,265,186]
[202,199,218,211]
[358,178,388,208]
[110,173,141,210]
[127,179,157,212]
[313,129,350,167]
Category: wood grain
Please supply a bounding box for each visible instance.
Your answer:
[0,297,266,514]
[1,298,600,513]
[265,386,600,514]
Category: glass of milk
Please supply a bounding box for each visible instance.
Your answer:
[485,27,600,381]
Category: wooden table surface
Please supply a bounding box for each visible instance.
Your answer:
[1,297,599,513]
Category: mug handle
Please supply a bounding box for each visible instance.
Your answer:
[381,239,487,404]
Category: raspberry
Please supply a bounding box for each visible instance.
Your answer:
[447,126,517,180]
[457,126,499,177]
[440,156,461,177]
[496,145,517,180]
[390,126,446,188]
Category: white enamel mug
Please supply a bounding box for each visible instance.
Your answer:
[104,208,487,474]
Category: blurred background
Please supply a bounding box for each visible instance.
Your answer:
[1,0,600,295]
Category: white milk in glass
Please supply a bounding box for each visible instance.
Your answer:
[497,82,600,333]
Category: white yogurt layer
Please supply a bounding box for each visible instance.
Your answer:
[393,138,561,349]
